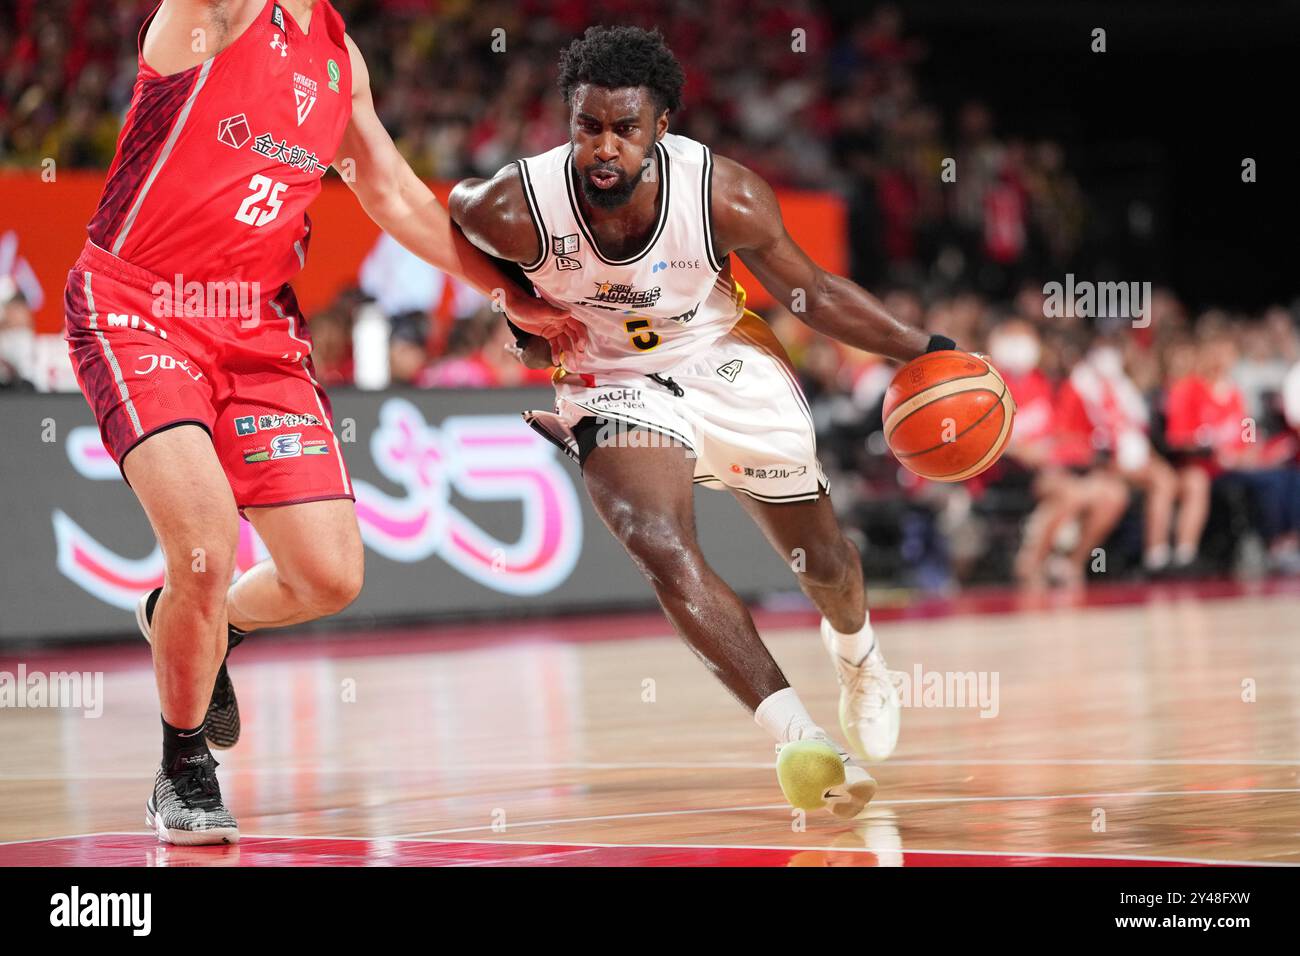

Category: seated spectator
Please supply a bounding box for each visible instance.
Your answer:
[307,305,354,388]
[0,288,36,391]
[388,311,431,387]
[1057,334,1194,575]
[415,313,498,388]
[991,319,1127,588]
[1171,332,1300,573]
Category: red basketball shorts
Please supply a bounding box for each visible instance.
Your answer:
[64,241,353,511]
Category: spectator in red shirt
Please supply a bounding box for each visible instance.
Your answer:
[415,313,498,389]
[1172,333,1300,572]
[1165,334,1250,473]
[992,320,1128,588]
[1056,337,1194,574]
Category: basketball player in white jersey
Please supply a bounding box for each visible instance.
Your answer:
[451,26,961,817]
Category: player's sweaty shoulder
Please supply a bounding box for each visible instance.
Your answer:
[707,152,784,257]
[449,164,542,266]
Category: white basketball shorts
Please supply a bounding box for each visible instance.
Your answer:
[524,312,829,503]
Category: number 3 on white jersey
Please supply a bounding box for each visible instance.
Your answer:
[235,174,287,227]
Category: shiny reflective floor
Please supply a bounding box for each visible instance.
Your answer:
[2,580,1299,866]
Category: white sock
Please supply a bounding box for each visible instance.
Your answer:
[754,687,825,744]
[1144,543,1170,570]
[827,611,877,665]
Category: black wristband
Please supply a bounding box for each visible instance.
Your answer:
[505,317,532,348]
[925,334,957,353]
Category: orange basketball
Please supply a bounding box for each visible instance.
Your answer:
[882,351,1016,482]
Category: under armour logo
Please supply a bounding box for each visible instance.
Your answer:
[270,35,288,57]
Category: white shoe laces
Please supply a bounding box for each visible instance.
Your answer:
[841,654,898,721]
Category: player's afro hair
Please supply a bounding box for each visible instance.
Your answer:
[557,26,685,115]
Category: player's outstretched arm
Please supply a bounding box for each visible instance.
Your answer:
[333,35,581,347]
[711,155,939,363]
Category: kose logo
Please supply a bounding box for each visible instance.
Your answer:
[652,259,701,273]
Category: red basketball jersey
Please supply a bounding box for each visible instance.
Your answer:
[87,0,352,295]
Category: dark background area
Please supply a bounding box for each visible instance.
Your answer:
[853,0,1300,310]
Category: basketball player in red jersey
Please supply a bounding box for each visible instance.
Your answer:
[64,0,578,845]
[451,27,965,817]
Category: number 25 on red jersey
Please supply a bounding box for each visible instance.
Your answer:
[235,174,288,227]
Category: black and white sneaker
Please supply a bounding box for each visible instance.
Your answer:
[146,751,240,845]
[137,587,244,749]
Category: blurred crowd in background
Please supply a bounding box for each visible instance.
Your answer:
[2,0,1298,590]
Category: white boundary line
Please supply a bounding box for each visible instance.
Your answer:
[402,837,1298,868]
[22,784,1279,842]
[391,788,1300,838]
[0,831,142,847]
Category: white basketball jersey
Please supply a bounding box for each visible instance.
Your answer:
[516,133,745,376]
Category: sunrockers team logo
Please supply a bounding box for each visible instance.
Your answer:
[293,72,318,125]
[588,281,661,308]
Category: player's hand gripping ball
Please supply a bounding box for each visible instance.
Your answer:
[882,350,1016,482]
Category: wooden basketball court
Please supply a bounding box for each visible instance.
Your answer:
[2,580,1297,866]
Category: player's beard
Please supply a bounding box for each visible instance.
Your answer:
[579,161,645,209]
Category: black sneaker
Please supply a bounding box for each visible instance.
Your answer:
[146,750,240,845]
[136,587,244,749]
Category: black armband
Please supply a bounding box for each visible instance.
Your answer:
[484,248,537,349]
[925,334,958,353]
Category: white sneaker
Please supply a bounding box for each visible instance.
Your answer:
[775,736,878,820]
[820,618,901,763]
